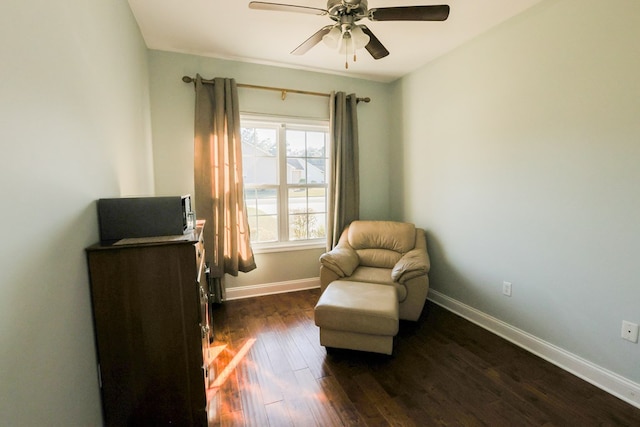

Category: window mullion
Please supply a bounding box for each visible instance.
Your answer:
[278,124,289,242]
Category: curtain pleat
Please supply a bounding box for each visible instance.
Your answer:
[327,92,360,249]
[194,75,256,293]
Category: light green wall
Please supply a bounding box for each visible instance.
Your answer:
[0,0,154,424]
[147,50,393,288]
[392,0,640,383]
[4,0,638,423]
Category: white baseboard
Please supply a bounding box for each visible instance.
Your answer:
[224,277,320,301]
[428,289,640,409]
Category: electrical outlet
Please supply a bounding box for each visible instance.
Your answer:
[622,321,639,343]
[502,281,512,297]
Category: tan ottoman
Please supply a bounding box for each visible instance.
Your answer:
[314,280,399,355]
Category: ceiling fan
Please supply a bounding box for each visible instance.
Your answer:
[249,0,450,67]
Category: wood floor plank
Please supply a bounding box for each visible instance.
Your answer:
[353,372,417,427]
[265,312,309,372]
[245,334,283,405]
[264,400,294,427]
[327,360,393,427]
[208,290,640,427]
[318,375,367,426]
[292,368,344,427]
[235,347,270,427]
[279,371,318,427]
[206,390,222,426]
[282,311,332,380]
[215,347,243,417]
[260,327,295,376]
[218,410,244,427]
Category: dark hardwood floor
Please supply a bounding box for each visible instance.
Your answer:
[206,288,640,426]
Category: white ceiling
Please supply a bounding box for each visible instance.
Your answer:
[127,0,544,82]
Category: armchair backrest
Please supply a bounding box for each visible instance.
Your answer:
[346,221,417,268]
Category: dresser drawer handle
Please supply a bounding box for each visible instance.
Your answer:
[199,286,208,301]
[200,324,210,339]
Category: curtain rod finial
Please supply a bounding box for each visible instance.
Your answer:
[182,76,194,83]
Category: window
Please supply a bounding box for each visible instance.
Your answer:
[241,115,329,248]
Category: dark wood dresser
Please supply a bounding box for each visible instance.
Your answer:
[86,222,211,426]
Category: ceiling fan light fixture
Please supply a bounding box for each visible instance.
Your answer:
[350,25,370,49]
[338,32,354,55]
[322,25,342,49]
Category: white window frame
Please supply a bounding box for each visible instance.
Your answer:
[241,114,329,252]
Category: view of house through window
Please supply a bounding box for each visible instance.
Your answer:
[241,115,329,247]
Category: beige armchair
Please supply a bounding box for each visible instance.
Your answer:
[319,220,430,321]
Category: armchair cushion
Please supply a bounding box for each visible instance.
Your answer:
[319,245,359,277]
[348,221,416,253]
[355,249,400,269]
[392,248,429,283]
[347,267,408,302]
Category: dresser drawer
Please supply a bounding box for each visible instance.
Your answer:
[195,239,204,271]
[196,245,205,285]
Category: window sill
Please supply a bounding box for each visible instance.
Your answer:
[251,240,326,254]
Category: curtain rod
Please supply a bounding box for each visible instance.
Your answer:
[181,75,370,103]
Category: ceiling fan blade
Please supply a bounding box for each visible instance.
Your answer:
[361,26,389,60]
[249,1,327,15]
[291,26,333,55]
[369,5,450,21]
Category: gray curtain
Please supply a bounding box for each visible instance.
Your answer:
[327,91,360,249]
[193,75,256,301]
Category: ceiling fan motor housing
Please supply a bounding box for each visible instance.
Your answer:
[327,0,368,21]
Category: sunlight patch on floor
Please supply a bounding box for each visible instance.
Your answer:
[206,338,257,423]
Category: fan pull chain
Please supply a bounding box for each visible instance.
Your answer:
[344,51,359,69]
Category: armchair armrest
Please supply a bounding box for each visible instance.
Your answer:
[319,246,359,277]
[391,249,430,283]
